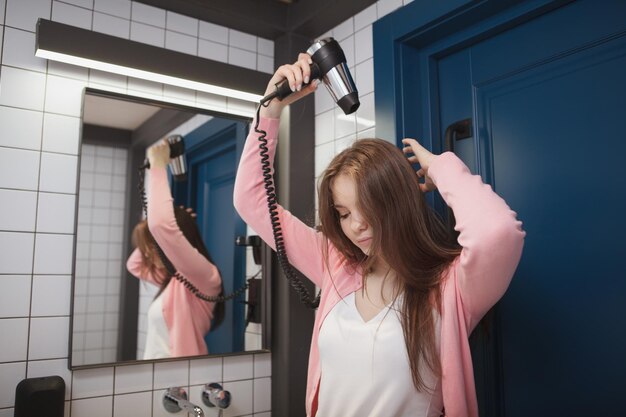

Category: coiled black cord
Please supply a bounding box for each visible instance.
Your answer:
[137,165,248,303]
[254,100,320,309]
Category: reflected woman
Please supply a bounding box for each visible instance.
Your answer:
[127,140,224,359]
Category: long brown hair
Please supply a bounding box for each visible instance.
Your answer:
[318,138,461,392]
[131,206,225,329]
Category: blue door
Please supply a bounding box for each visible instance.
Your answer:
[173,117,248,354]
[375,1,626,415]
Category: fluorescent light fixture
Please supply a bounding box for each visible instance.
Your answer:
[36,19,270,103]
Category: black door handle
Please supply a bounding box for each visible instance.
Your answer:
[444,118,472,153]
[443,118,472,239]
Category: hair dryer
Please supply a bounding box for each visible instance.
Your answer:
[141,135,187,181]
[165,135,187,181]
[263,37,360,115]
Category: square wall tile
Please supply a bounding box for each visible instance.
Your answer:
[27,358,72,401]
[0,106,43,150]
[229,29,256,52]
[354,25,373,64]
[355,91,375,132]
[0,147,40,190]
[228,47,256,69]
[254,353,271,378]
[0,189,37,232]
[89,69,127,89]
[5,0,51,32]
[333,17,354,42]
[223,379,253,417]
[114,363,153,394]
[190,357,222,385]
[0,0,6,24]
[131,21,164,48]
[253,377,271,413]
[71,396,113,417]
[0,362,26,408]
[42,113,81,155]
[94,0,130,19]
[315,140,335,178]
[33,233,73,274]
[93,11,130,39]
[166,10,197,36]
[355,58,374,95]
[131,2,164,27]
[28,316,69,359]
[223,355,253,382]
[36,192,76,233]
[52,1,92,30]
[355,3,377,31]
[47,61,90,81]
[30,275,71,316]
[0,66,46,111]
[0,275,31,317]
[72,367,114,398]
[39,152,78,194]
[0,318,29,361]
[257,55,273,74]
[154,360,189,389]
[165,30,197,55]
[44,75,85,117]
[113,391,151,417]
[0,231,35,274]
[257,38,273,57]
[315,110,335,146]
[2,27,47,72]
[199,21,227,43]
[198,39,227,63]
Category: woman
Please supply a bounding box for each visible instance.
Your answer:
[234,54,525,417]
[127,140,224,359]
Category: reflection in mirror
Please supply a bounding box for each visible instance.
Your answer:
[70,89,266,368]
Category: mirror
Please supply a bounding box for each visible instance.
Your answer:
[70,88,268,368]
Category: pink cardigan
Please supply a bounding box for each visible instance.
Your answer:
[234,117,525,417]
[126,166,222,357]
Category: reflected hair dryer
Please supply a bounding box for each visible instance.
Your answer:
[262,37,360,115]
[142,134,187,181]
[165,135,187,182]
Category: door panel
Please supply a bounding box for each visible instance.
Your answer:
[434,3,626,415]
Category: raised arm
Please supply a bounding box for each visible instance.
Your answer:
[146,144,221,297]
[430,153,525,329]
[403,139,525,331]
[234,54,341,288]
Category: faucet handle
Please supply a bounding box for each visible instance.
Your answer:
[163,387,204,417]
[202,383,231,409]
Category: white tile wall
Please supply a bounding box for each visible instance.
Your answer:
[0,0,416,415]
[0,189,37,231]
[0,275,31,317]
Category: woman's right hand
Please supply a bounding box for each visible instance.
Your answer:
[148,139,170,169]
[260,53,320,119]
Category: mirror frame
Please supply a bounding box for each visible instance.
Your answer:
[69,87,272,370]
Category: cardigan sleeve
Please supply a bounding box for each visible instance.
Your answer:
[429,152,525,331]
[234,117,335,288]
[147,167,222,297]
[126,247,161,286]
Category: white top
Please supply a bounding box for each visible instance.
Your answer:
[317,292,443,417]
[143,294,171,359]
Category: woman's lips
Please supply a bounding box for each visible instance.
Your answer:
[357,237,372,245]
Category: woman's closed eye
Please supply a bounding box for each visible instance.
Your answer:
[337,211,350,220]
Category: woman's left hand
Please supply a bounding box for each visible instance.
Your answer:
[402,138,437,193]
[148,139,170,169]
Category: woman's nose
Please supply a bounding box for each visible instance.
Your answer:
[351,214,368,232]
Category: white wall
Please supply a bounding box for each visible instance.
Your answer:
[0,1,272,416]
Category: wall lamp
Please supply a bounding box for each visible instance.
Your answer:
[35,19,271,103]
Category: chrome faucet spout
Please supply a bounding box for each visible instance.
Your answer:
[163,387,204,417]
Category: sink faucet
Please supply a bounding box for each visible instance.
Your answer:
[163,387,204,417]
